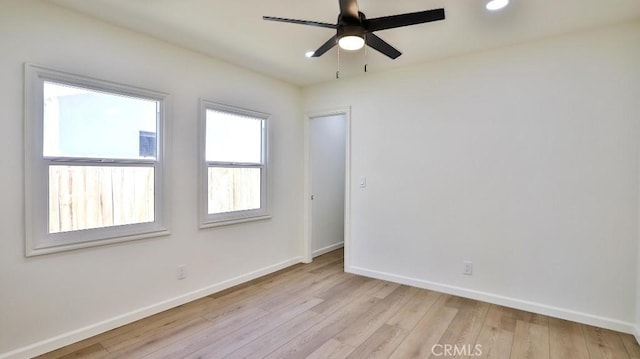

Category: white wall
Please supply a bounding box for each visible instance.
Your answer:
[0,1,303,357]
[304,21,640,332]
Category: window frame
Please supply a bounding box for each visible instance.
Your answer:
[199,100,270,228]
[24,63,170,256]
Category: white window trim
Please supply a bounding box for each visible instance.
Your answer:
[199,100,270,228]
[24,63,170,256]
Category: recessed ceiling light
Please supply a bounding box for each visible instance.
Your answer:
[305,51,315,58]
[486,0,509,11]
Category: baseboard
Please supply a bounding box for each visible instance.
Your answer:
[635,325,640,345]
[346,265,636,335]
[0,256,302,359]
[312,242,344,258]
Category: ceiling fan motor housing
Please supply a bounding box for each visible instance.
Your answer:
[337,12,366,39]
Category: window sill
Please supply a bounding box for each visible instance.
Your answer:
[200,215,272,229]
[26,228,171,257]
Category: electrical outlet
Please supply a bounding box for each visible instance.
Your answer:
[463,261,473,276]
[177,265,187,280]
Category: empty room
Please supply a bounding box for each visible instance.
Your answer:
[1,0,640,358]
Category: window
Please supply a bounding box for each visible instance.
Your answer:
[25,64,169,256]
[200,100,269,227]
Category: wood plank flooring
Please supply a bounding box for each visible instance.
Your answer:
[39,249,640,359]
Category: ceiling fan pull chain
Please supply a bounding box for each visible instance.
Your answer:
[364,36,368,73]
[336,46,341,79]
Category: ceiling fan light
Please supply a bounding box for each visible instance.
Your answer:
[486,0,509,11]
[338,35,365,51]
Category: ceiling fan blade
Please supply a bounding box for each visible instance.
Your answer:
[263,16,337,29]
[339,0,360,19]
[311,35,338,57]
[364,8,445,32]
[365,33,401,59]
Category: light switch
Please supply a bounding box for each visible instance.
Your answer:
[359,176,366,188]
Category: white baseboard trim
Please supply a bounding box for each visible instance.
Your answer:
[635,325,640,345]
[346,265,636,335]
[1,256,302,359]
[312,242,344,258]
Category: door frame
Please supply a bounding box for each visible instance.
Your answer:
[303,107,351,268]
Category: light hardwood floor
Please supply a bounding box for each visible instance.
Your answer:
[39,249,640,359]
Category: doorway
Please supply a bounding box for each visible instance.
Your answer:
[304,109,350,265]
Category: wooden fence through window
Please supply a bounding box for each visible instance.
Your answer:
[48,166,155,233]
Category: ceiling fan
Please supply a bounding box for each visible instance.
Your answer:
[263,0,445,59]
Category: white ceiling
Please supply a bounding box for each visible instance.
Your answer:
[46,0,640,87]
